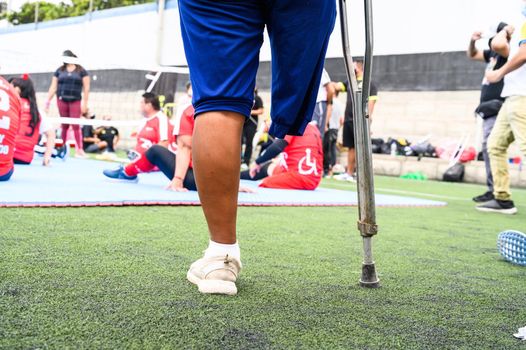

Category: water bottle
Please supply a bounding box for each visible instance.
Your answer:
[390,143,397,156]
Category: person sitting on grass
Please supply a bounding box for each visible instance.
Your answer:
[241,121,323,190]
[83,114,119,157]
[10,75,56,166]
[103,93,172,181]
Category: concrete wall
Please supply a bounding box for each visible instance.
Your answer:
[370,90,479,143]
[372,154,526,188]
[369,90,522,157]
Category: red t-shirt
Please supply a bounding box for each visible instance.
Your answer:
[14,98,42,163]
[0,77,21,176]
[135,112,172,155]
[173,105,195,168]
[176,105,195,138]
[173,104,195,168]
[277,123,323,178]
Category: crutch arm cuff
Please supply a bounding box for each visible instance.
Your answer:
[357,221,378,237]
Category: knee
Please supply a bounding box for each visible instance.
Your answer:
[145,144,161,162]
[487,135,505,155]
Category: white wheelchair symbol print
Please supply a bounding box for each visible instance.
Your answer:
[298,148,318,176]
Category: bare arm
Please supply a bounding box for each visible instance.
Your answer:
[486,43,526,83]
[251,107,264,116]
[84,127,100,143]
[325,83,335,129]
[490,25,514,58]
[368,100,377,123]
[467,31,485,61]
[168,135,192,191]
[81,76,90,115]
[45,77,58,113]
[158,140,170,148]
[43,129,56,166]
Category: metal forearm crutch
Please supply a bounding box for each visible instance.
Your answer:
[339,0,380,288]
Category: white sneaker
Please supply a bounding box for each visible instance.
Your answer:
[187,254,242,295]
[333,173,356,182]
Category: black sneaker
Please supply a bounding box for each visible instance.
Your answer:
[476,199,517,215]
[472,191,494,203]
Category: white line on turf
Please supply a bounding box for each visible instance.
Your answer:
[325,182,469,201]
[375,188,469,201]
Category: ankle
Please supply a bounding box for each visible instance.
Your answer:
[496,199,515,208]
[205,240,240,260]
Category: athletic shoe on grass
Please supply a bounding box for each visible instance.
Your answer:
[187,254,242,295]
[472,191,494,203]
[333,173,356,182]
[497,230,526,266]
[476,199,517,215]
[103,165,138,182]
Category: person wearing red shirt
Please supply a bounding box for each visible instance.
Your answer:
[145,105,253,193]
[103,92,173,181]
[0,76,21,181]
[10,76,56,166]
[144,104,196,190]
[241,122,323,190]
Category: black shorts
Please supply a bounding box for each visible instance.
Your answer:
[342,120,355,149]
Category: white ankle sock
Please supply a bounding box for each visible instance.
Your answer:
[204,240,241,260]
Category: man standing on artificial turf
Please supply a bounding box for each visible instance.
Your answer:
[178,0,336,295]
[333,59,378,183]
[480,1,526,215]
[467,22,511,203]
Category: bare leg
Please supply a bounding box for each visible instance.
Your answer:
[348,148,356,175]
[193,111,245,244]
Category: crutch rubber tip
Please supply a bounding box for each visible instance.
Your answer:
[360,263,380,288]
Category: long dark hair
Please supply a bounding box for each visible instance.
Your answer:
[10,76,40,136]
[59,63,84,72]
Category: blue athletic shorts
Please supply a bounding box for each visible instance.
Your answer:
[0,167,13,182]
[178,0,336,138]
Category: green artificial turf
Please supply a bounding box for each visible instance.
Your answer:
[1,176,525,349]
